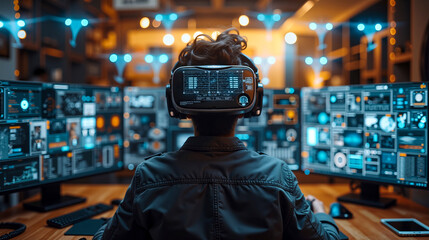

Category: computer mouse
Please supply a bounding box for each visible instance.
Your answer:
[329,202,353,219]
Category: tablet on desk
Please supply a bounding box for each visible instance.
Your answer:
[381,218,429,237]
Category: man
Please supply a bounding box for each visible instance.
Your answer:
[94,28,340,240]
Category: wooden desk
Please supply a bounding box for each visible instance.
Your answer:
[0,183,428,240]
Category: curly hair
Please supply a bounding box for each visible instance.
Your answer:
[178,28,247,66]
[177,28,247,136]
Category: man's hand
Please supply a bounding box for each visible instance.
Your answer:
[306,195,326,214]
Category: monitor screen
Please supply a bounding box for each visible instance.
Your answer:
[123,87,169,170]
[238,88,300,170]
[0,81,123,194]
[301,82,428,188]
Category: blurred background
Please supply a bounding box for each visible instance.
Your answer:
[0,0,428,88]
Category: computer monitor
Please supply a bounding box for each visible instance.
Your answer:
[123,87,169,170]
[301,82,428,208]
[238,88,300,170]
[0,80,123,212]
[123,87,301,170]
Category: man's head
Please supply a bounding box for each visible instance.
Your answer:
[177,28,248,136]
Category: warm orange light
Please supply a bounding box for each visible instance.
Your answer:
[15,12,20,19]
[390,0,396,6]
[18,30,26,39]
[133,133,140,140]
[390,21,396,28]
[152,19,161,28]
[96,116,105,129]
[238,15,249,27]
[14,69,19,76]
[301,151,309,158]
[140,17,150,28]
[389,74,396,82]
[390,28,396,35]
[124,112,130,119]
[390,37,396,45]
[356,96,361,103]
[389,52,395,60]
[124,140,130,148]
[14,5,19,11]
[111,115,120,128]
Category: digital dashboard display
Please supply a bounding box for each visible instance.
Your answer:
[301,83,428,188]
[172,67,256,110]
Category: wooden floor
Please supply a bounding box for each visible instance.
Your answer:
[0,183,428,239]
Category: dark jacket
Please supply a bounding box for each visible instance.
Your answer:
[94,136,340,240]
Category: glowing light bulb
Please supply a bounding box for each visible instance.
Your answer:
[239,15,249,26]
[253,57,262,65]
[169,13,178,21]
[309,22,317,30]
[375,23,382,31]
[81,19,89,27]
[272,14,281,22]
[268,56,276,65]
[109,54,118,63]
[261,77,270,85]
[305,57,313,65]
[124,54,132,63]
[257,14,265,21]
[17,30,26,39]
[181,33,191,43]
[320,56,328,65]
[163,34,174,46]
[0,21,3,28]
[140,17,150,28]
[284,32,297,44]
[325,23,333,31]
[155,14,163,22]
[145,54,154,63]
[357,23,365,31]
[65,18,72,26]
[17,20,25,27]
[159,54,169,63]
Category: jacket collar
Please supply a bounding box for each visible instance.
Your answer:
[180,136,247,152]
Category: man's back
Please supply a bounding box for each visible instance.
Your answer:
[94,137,339,240]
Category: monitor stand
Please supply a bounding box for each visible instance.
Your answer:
[337,182,396,209]
[23,183,86,212]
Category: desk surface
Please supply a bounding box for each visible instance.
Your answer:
[0,183,428,240]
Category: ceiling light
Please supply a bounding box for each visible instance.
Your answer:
[140,17,150,28]
[17,30,26,39]
[239,15,249,26]
[284,32,297,44]
[163,34,174,46]
[181,33,191,43]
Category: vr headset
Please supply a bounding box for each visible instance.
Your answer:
[166,53,263,119]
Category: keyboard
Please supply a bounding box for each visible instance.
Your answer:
[47,203,113,228]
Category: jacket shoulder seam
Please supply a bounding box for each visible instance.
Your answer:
[135,178,293,193]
